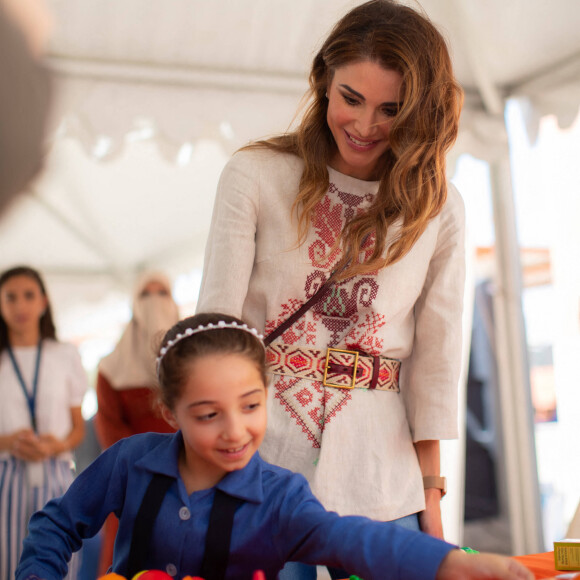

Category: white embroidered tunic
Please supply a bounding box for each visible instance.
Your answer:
[197,148,465,520]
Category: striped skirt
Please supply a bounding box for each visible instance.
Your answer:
[0,456,80,580]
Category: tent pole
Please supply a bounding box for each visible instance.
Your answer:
[488,152,544,555]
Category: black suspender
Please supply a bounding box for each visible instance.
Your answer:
[126,473,173,577]
[126,474,241,580]
[200,490,242,580]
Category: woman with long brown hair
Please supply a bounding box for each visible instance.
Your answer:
[198,2,465,578]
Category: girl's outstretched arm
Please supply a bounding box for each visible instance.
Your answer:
[436,550,534,580]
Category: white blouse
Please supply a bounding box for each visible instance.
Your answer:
[197,148,465,520]
[0,339,88,461]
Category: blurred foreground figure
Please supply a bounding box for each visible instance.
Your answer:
[0,0,52,215]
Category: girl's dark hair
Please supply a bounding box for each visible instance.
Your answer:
[246,0,463,280]
[156,312,267,410]
[0,266,57,353]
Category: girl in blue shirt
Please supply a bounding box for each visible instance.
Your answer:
[17,313,532,580]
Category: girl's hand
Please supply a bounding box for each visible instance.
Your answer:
[11,429,45,461]
[419,488,444,539]
[37,433,65,457]
[436,550,534,580]
[10,430,64,460]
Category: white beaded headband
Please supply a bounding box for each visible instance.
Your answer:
[156,320,265,370]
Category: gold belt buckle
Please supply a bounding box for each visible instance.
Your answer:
[323,347,359,389]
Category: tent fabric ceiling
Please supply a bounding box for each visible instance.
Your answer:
[46,0,580,97]
[2,0,580,306]
[44,0,580,159]
[45,1,580,121]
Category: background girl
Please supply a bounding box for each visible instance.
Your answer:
[17,313,531,580]
[197,2,464,577]
[0,265,87,579]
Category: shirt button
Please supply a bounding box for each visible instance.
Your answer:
[166,563,177,576]
[179,506,191,520]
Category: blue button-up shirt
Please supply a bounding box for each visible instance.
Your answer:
[17,432,454,580]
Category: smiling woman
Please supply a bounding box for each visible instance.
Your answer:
[196,1,464,578]
[326,61,403,180]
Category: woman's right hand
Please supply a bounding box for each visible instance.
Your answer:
[436,550,534,580]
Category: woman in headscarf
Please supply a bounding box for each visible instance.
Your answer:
[94,271,179,575]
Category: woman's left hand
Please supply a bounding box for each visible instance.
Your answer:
[419,488,444,539]
[414,440,445,538]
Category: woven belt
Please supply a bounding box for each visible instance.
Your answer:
[266,344,400,392]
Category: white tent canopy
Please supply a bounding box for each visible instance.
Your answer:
[2,0,580,555]
[3,0,580,283]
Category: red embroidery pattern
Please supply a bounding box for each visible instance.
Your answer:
[310,277,378,344]
[344,313,387,356]
[330,183,373,224]
[267,180,386,448]
[359,231,379,267]
[273,374,351,448]
[316,278,379,318]
[310,196,342,268]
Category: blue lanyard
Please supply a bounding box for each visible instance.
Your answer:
[6,340,42,432]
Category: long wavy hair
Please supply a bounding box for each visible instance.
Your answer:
[0,266,57,354]
[247,0,463,280]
